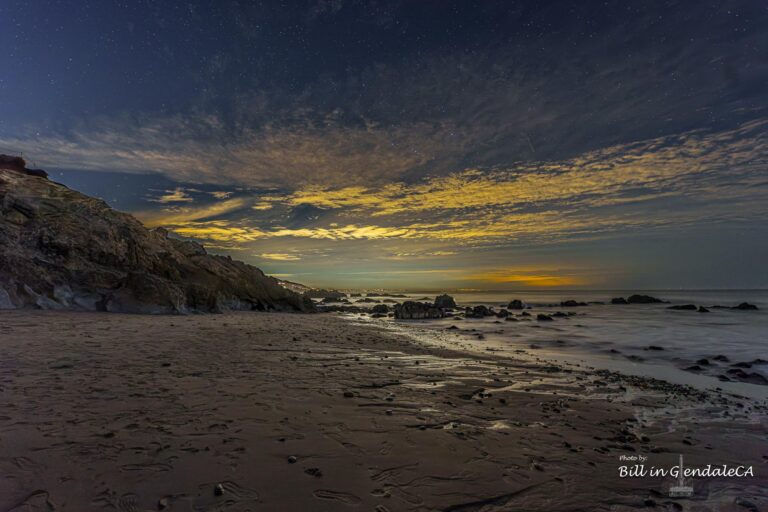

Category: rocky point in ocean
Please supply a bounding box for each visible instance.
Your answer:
[394,301,444,319]
[433,293,457,309]
[0,156,313,314]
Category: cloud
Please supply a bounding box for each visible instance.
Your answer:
[258,253,301,261]
[0,114,474,188]
[273,120,768,218]
[147,187,195,203]
[136,197,248,227]
[10,10,766,193]
[135,120,767,257]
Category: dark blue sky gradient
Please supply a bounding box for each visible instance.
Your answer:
[1,1,767,289]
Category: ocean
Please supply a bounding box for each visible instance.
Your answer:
[341,290,768,399]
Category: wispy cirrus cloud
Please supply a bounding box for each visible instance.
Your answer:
[272,120,768,217]
[258,253,301,261]
[136,120,768,252]
[147,187,195,203]
[0,114,476,188]
[136,197,248,226]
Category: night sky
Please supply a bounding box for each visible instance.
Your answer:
[2,1,767,290]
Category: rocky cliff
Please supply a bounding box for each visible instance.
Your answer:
[0,158,313,314]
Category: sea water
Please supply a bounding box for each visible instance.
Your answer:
[344,290,768,399]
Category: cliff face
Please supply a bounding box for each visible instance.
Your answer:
[0,162,313,314]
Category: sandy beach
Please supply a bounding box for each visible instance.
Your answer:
[1,310,765,511]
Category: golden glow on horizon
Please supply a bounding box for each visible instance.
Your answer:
[466,271,587,287]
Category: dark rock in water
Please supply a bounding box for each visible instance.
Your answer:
[520,311,531,317]
[536,314,554,321]
[505,316,518,322]
[733,302,758,310]
[626,294,666,304]
[304,467,323,478]
[370,313,387,318]
[551,311,569,317]
[507,299,525,309]
[684,365,703,372]
[668,304,697,310]
[698,306,710,313]
[645,345,665,351]
[610,297,629,304]
[560,300,587,307]
[434,294,457,309]
[495,309,510,318]
[287,455,298,464]
[316,304,367,313]
[214,483,224,496]
[713,355,730,362]
[394,301,444,320]
[726,368,768,385]
[371,304,389,314]
[465,305,494,318]
[696,358,710,366]
[355,298,378,303]
[304,289,346,299]
[0,168,313,314]
[321,296,349,303]
[731,361,752,368]
[447,325,459,330]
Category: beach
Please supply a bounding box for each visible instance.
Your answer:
[1,310,766,511]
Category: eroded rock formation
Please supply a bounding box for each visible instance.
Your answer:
[0,160,312,314]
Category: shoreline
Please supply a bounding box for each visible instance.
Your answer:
[1,310,766,510]
[351,313,768,402]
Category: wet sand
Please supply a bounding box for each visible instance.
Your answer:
[0,310,766,511]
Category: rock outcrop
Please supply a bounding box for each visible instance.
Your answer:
[433,294,456,309]
[465,305,494,318]
[371,304,389,314]
[303,288,346,299]
[0,163,313,314]
[626,294,666,304]
[394,301,444,320]
[0,154,49,179]
[561,300,588,307]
